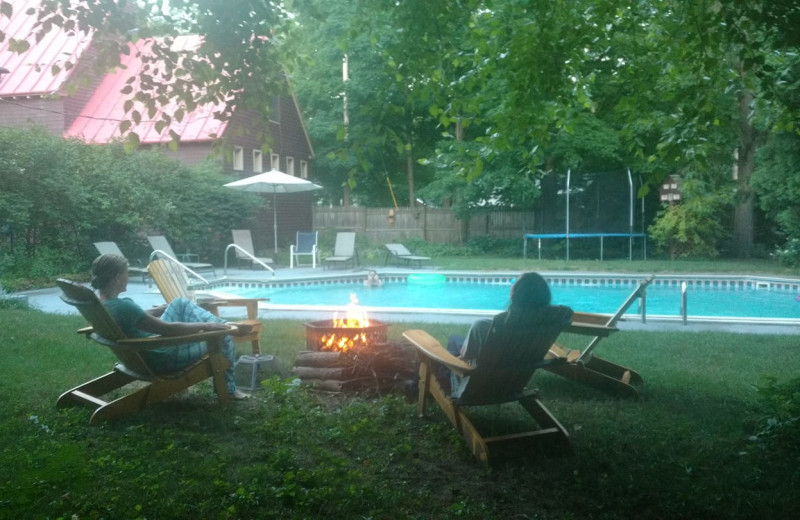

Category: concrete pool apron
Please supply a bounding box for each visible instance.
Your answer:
[16,267,800,335]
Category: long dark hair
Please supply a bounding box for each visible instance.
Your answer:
[509,272,551,309]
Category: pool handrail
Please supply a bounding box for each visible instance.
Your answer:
[224,243,275,276]
[148,250,209,285]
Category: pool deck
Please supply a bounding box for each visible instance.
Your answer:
[12,265,800,334]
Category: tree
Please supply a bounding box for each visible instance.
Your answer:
[2,0,295,145]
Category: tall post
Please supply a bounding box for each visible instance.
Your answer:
[627,167,633,261]
[566,168,571,261]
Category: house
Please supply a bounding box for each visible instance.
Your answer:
[0,0,315,252]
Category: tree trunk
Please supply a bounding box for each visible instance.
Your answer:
[407,138,415,208]
[732,90,757,258]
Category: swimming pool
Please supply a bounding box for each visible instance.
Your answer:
[211,272,800,323]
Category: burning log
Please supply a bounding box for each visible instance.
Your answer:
[294,351,350,367]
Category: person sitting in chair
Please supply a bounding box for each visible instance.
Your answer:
[90,254,250,400]
[445,272,573,396]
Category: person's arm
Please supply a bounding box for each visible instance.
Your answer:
[146,304,169,317]
[135,312,232,337]
[460,318,493,361]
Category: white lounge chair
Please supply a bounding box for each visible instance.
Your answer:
[146,235,216,276]
[384,243,431,268]
[231,229,274,269]
[324,232,359,269]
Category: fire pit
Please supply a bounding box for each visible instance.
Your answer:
[304,319,388,352]
[294,294,416,393]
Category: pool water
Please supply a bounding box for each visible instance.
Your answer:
[225,280,800,320]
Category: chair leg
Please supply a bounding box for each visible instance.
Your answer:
[417,358,432,416]
[519,393,570,444]
[56,370,137,409]
[419,361,491,464]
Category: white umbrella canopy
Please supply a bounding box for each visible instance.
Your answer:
[224,169,322,254]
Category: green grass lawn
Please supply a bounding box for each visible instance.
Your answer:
[1,306,799,519]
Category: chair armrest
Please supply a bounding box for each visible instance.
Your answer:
[571,311,612,325]
[208,298,269,305]
[403,329,474,376]
[564,322,618,337]
[113,327,236,351]
[200,298,267,320]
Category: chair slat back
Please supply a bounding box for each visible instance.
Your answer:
[457,306,573,405]
[148,259,189,302]
[333,232,356,256]
[232,229,256,260]
[93,241,125,256]
[295,232,318,254]
[56,279,155,375]
[147,235,177,259]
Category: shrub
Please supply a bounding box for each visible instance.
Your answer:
[749,376,800,453]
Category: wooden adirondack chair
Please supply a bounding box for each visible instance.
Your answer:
[147,259,265,355]
[403,306,616,465]
[543,276,655,398]
[56,279,236,424]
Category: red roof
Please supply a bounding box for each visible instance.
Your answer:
[0,0,93,96]
[65,35,230,144]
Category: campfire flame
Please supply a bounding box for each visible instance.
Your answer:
[321,293,371,352]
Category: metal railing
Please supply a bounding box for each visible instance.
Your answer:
[223,244,275,276]
[148,250,210,285]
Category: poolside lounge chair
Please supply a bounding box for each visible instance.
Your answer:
[231,229,274,269]
[290,231,319,269]
[148,259,265,355]
[147,235,216,277]
[384,243,431,268]
[55,278,236,424]
[403,309,617,465]
[324,232,359,269]
[93,241,149,283]
[543,275,655,398]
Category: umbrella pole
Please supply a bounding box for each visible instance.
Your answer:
[273,190,278,255]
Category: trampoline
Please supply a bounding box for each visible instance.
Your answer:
[524,168,648,261]
[523,233,647,261]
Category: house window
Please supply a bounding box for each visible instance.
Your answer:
[287,156,295,176]
[253,150,263,172]
[300,160,308,179]
[269,96,281,123]
[271,153,280,171]
[233,146,244,171]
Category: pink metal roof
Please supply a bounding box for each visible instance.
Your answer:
[65,35,230,144]
[0,0,93,96]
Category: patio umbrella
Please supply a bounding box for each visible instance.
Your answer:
[223,169,322,254]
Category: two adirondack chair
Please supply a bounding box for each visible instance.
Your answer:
[147,259,265,356]
[403,307,617,465]
[56,279,237,424]
[543,276,654,398]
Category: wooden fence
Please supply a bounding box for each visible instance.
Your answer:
[312,206,536,244]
